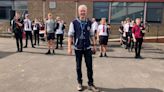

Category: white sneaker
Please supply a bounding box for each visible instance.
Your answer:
[77,84,83,91]
[88,85,100,92]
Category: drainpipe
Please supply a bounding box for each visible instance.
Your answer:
[75,0,78,18]
[43,0,46,20]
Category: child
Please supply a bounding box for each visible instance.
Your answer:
[45,13,56,54]
[97,18,109,57]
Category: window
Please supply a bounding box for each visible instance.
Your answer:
[111,2,127,23]
[127,3,144,7]
[127,3,144,21]
[146,8,162,23]
[0,0,12,6]
[0,6,11,19]
[93,2,109,21]
[147,3,163,7]
[111,2,144,23]
[127,7,144,21]
[0,0,28,20]
[94,2,109,7]
[93,2,164,24]
[0,7,7,19]
[146,3,163,23]
[112,2,126,7]
[12,1,28,10]
[111,7,127,23]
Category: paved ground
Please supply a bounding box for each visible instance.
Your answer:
[0,38,164,92]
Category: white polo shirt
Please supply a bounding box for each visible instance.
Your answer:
[97,24,108,36]
[56,22,64,34]
[123,23,130,33]
[24,19,32,31]
[91,21,98,33]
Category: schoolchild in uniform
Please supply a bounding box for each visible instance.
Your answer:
[45,13,56,54]
[97,18,109,57]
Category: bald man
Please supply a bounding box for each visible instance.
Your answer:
[68,5,99,92]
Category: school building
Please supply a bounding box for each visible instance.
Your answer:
[0,0,164,38]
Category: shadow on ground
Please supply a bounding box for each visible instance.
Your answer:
[143,48,164,54]
[98,87,163,92]
[0,51,16,59]
[23,51,69,56]
[109,44,122,48]
[104,56,164,60]
[81,86,163,92]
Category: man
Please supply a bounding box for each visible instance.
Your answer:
[23,14,35,48]
[12,12,23,52]
[132,18,145,59]
[45,13,56,54]
[68,5,99,92]
[55,17,65,49]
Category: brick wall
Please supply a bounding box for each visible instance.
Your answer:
[28,0,44,21]
[22,0,164,38]
[28,0,93,27]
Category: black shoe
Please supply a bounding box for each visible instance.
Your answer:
[23,46,27,48]
[104,53,108,57]
[135,55,138,59]
[77,83,83,91]
[99,53,103,57]
[19,49,23,52]
[135,55,142,59]
[138,55,143,59]
[52,50,55,55]
[88,85,100,92]
[34,43,36,45]
[32,46,35,48]
[45,50,51,55]
[55,47,58,49]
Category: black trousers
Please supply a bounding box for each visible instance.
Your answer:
[56,34,63,48]
[25,31,34,47]
[125,32,129,48]
[34,30,39,45]
[75,49,94,86]
[128,38,134,51]
[135,38,143,57]
[15,32,23,51]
